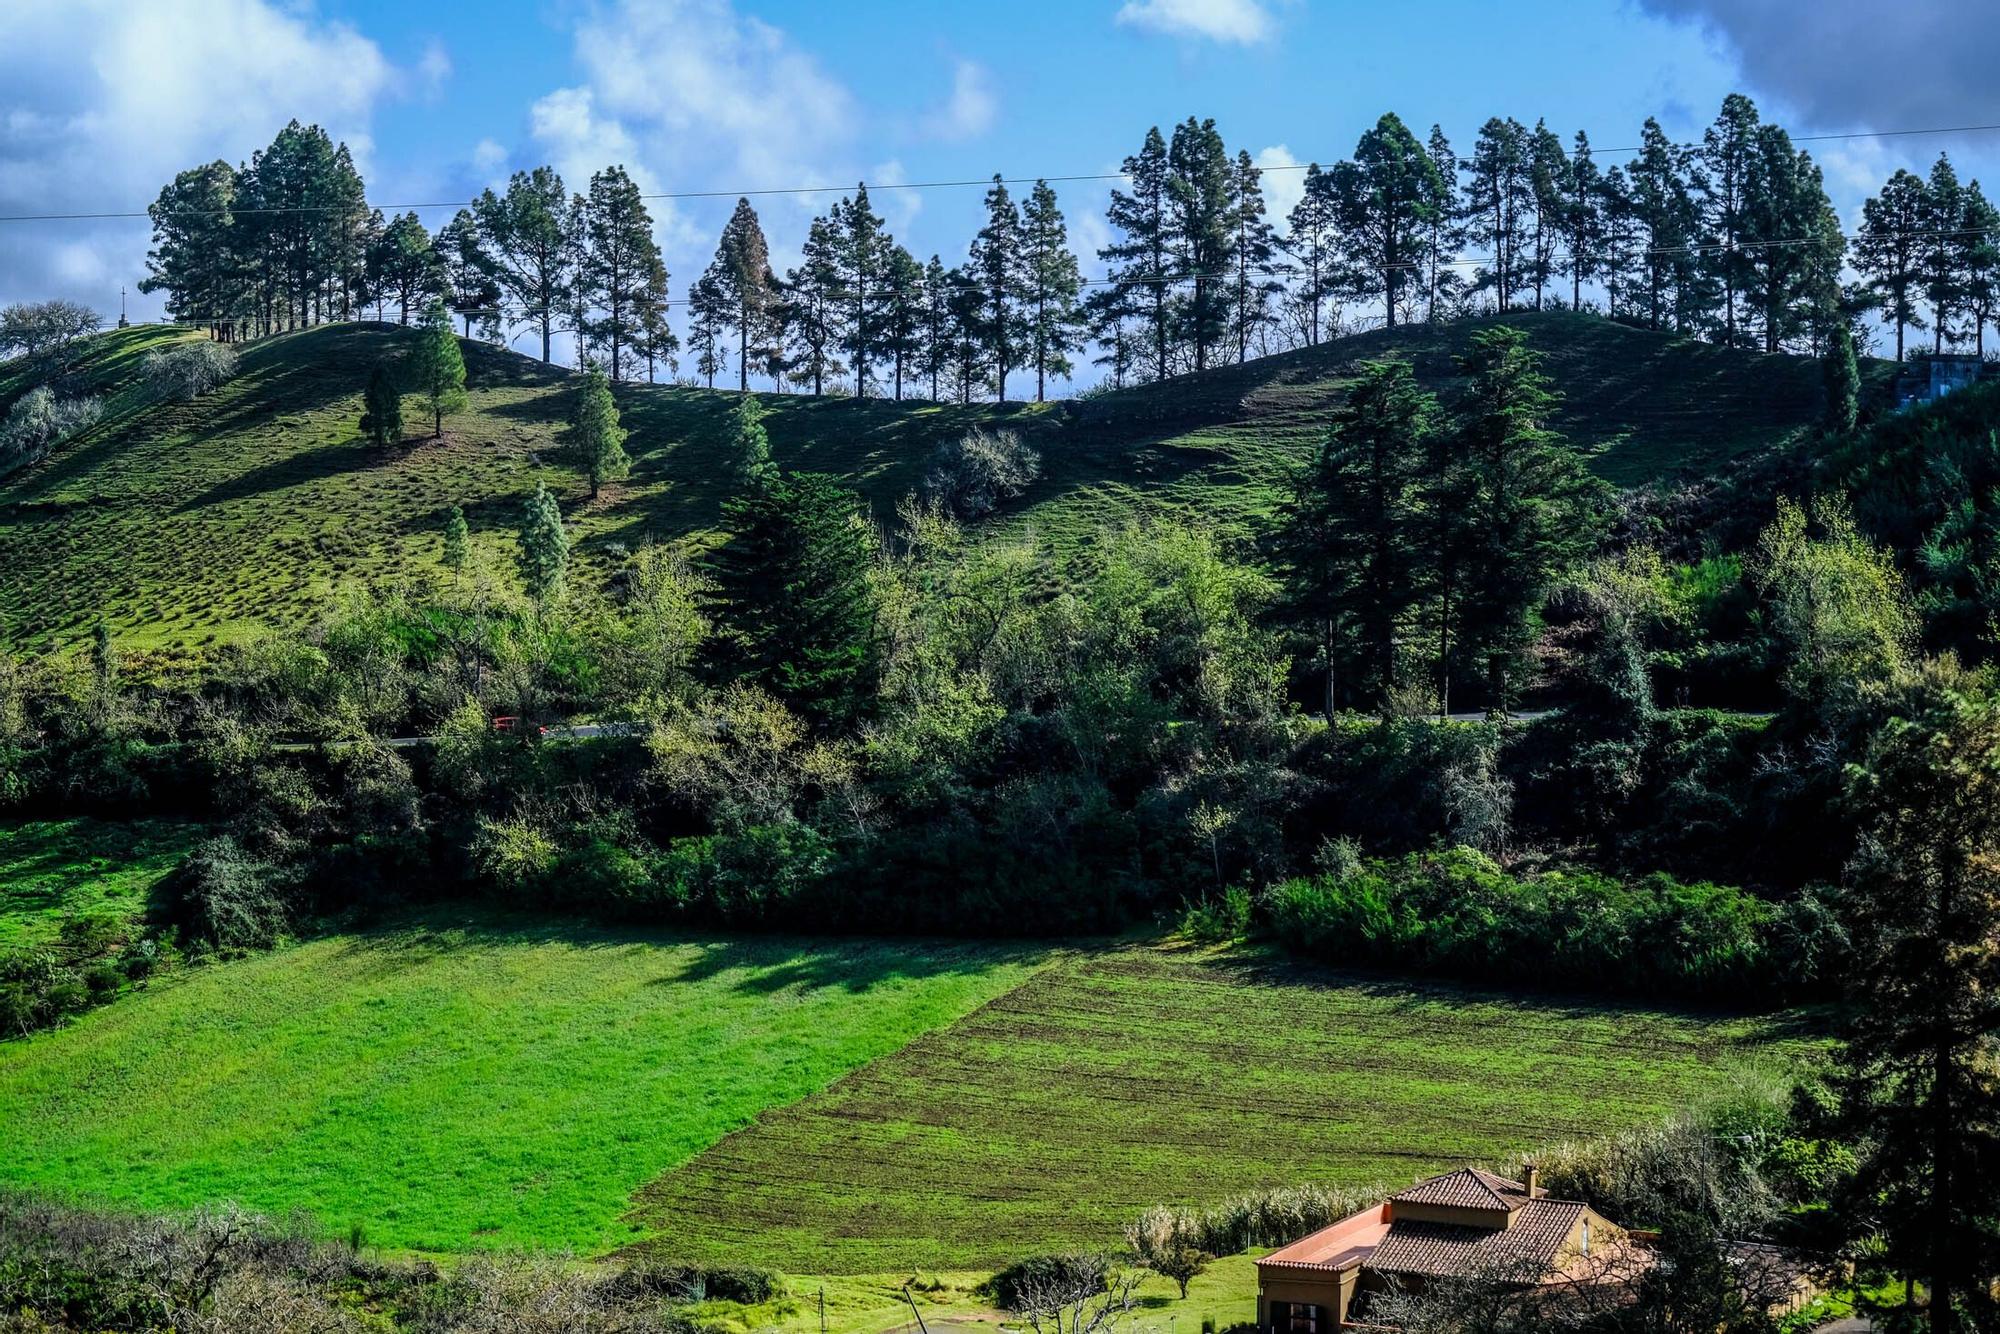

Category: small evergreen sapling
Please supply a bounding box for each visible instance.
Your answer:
[441,505,469,571]
[517,483,569,603]
[570,366,630,498]
[359,359,402,446]
[409,302,468,438]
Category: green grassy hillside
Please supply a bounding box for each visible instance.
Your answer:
[0,915,1813,1267]
[0,913,1045,1253]
[0,315,1860,654]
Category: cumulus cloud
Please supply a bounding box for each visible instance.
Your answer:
[1254,144,1305,231]
[0,0,394,312]
[927,60,999,142]
[1638,0,2000,130]
[417,39,453,101]
[1114,0,1275,45]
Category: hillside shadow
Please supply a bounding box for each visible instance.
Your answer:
[313,904,1050,997]
[173,435,422,512]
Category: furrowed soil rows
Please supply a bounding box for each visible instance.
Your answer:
[627,946,1816,1273]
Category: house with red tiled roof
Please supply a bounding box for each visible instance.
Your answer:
[1254,1167,1639,1331]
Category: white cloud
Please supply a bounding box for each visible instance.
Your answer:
[417,39,453,101]
[1255,144,1304,231]
[0,0,396,313]
[1114,0,1275,45]
[927,60,998,142]
[471,137,509,177]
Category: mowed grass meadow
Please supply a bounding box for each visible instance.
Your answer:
[0,914,1046,1254]
[0,912,1818,1270]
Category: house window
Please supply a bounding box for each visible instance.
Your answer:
[1582,1220,1591,1257]
[1284,1303,1321,1334]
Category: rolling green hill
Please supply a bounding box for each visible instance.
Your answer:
[0,314,1863,654]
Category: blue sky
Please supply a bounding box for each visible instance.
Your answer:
[5,0,1999,384]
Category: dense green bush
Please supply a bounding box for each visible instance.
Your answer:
[1265,846,1817,1002]
[165,834,294,952]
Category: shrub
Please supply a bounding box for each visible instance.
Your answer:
[1265,847,1790,1002]
[0,386,102,473]
[141,340,238,402]
[922,427,1041,519]
[990,1253,1110,1310]
[165,835,293,952]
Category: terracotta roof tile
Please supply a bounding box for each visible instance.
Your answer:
[1368,1199,1584,1280]
[1390,1168,1532,1212]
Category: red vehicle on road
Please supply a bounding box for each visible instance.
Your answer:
[490,716,549,737]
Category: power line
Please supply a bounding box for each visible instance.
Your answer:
[8,118,2000,225]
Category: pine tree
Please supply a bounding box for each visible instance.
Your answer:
[1330,113,1442,329]
[703,198,777,393]
[1961,181,2000,358]
[1167,118,1235,371]
[1287,163,1342,346]
[141,161,246,340]
[1857,168,1930,361]
[1922,154,1969,353]
[832,184,889,398]
[437,209,502,339]
[688,273,730,389]
[1421,125,1464,322]
[1823,323,1860,435]
[1702,93,1763,345]
[1276,360,1437,715]
[1100,127,1174,380]
[1447,326,1604,709]
[474,167,578,363]
[881,244,927,401]
[708,471,880,726]
[570,366,629,498]
[1226,150,1282,363]
[369,212,444,325]
[785,215,847,396]
[408,301,467,438]
[579,166,665,382]
[918,255,953,401]
[729,393,777,490]
[441,504,469,572]
[1742,127,1842,353]
[970,175,1028,401]
[946,266,989,403]
[1625,118,1707,333]
[359,357,402,446]
[1020,181,1083,401]
[1563,131,1612,310]
[1464,117,1532,312]
[517,482,569,603]
[1524,121,1569,310]
[1836,674,2000,1334]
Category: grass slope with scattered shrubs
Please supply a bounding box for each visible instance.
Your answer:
[629,942,1822,1272]
[0,912,1047,1254]
[0,314,1857,654]
[0,818,197,947]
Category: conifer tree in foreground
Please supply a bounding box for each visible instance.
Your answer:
[708,470,879,726]
[408,303,468,438]
[1276,359,1437,716]
[729,393,777,490]
[359,358,402,446]
[1836,669,2000,1334]
[1823,324,1860,435]
[570,366,629,499]
[518,482,569,603]
[441,504,469,572]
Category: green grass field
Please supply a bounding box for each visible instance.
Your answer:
[630,944,1819,1272]
[0,818,197,947]
[0,909,1814,1270]
[0,313,1874,655]
[0,913,1047,1254]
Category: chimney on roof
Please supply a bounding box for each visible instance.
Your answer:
[1524,1164,1541,1198]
